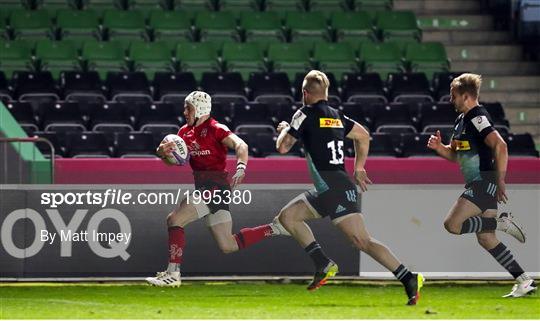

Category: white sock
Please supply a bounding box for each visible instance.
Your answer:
[167,263,180,273]
[516,273,531,283]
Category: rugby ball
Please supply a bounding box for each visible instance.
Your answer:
[162,134,189,166]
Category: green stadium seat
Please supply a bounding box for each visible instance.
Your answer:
[81,0,123,12]
[405,42,449,80]
[0,40,34,78]
[103,10,148,48]
[127,0,168,10]
[57,9,101,45]
[265,0,304,15]
[376,11,420,42]
[82,40,127,79]
[359,42,403,80]
[176,42,220,81]
[172,0,213,11]
[219,0,260,12]
[240,11,284,43]
[195,12,239,42]
[222,42,265,81]
[309,0,349,18]
[285,12,330,43]
[36,0,78,15]
[313,42,359,80]
[35,40,81,79]
[0,0,30,10]
[354,0,392,11]
[10,10,53,40]
[267,42,311,81]
[149,10,193,42]
[129,41,173,80]
[332,11,376,43]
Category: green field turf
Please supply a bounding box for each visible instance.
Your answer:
[1,281,539,319]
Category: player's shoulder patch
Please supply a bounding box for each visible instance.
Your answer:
[291,109,307,130]
[471,115,491,132]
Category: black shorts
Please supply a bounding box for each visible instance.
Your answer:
[194,179,231,213]
[304,186,360,221]
[460,180,498,212]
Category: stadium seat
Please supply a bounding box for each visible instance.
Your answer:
[200,72,247,104]
[359,42,403,80]
[376,11,420,42]
[222,42,266,81]
[0,0,30,10]
[172,0,213,11]
[149,10,193,43]
[0,72,11,102]
[61,70,106,103]
[153,72,197,103]
[372,103,417,134]
[10,9,52,40]
[309,0,349,13]
[35,40,81,80]
[265,0,304,15]
[0,40,33,78]
[405,42,449,81]
[387,73,433,103]
[353,0,392,11]
[81,0,123,12]
[129,41,173,80]
[285,12,330,43]
[56,9,101,45]
[419,102,457,132]
[66,132,111,157]
[103,10,147,47]
[362,132,397,156]
[219,0,260,11]
[273,102,302,125]
[247,72,294,103]
[5,101,38,133]
[232,102,273,130]
[33,131,66,157]
[251,132,304,157]
[341,73,387,104]
[400,133,438,157]
[89,101,134,133]
[313,42,359,81]
[38,101,86,132]
[195,12,239,43]
[176,42,219,81]
[331,11,376,44]
[136,102,183,132]
[504,133,539,157]
[210,102,234,127]
[240,11,284,43]
[267,43,311,82]
[432,72,464,101]
[82,41,127,80]
[127,0,168,10]
[340,102,372,130]
[12,71,60,104]
[115,132,157,158]
[105,71,152,104]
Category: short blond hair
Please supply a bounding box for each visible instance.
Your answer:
[451,73,482,98]
[303,70,330,96]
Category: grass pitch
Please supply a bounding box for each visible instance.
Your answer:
[1,281,539,319]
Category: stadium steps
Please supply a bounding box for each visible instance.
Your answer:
[422,30,513,45]
[446,45,523,61]
[394,0,482,14]
[450,61,540,76]
[417,15,494,31]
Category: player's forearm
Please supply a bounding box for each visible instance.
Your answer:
[353,136,369,170]
[235,142,249,166]
[436,145,457,162]
[493,141,508,182]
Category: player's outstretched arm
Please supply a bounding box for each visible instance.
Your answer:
[346,122,373,192]
[484,130,509,203]
[427,130,457,162]
[222,134,248,188]
[276,121,297,154]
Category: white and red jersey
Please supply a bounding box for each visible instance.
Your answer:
[177,118,232,173]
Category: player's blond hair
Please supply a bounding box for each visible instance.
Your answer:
[303,70,329,96]
[451,73,482,98]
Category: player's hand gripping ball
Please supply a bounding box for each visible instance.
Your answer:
[161,134,189,166]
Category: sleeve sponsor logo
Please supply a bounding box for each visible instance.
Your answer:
[472,115,491,132]
[319,118,344,128]
[454,140,471,151]
[291,110,307,130]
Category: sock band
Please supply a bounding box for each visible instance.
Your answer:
[488,242,526,279]
[460,217,497,234]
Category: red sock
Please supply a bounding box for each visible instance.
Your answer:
[234,224,273,250]
[168,226,185,264]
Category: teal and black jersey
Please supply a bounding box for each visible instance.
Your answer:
[288,100,355,193]
[451,105,496,184]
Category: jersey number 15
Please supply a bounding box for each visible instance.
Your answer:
[327,140,344,165]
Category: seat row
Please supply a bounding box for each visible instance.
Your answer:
[32,130,540,159]
[0,71,461,106]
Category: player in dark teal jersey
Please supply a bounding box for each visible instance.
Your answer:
[275,70,424,305]
[428,73,536,297]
